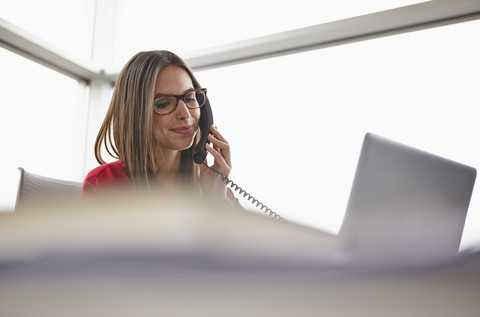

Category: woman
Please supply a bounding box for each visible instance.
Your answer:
[82,50,237,205]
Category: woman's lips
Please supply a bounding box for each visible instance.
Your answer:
[171,126,193,135]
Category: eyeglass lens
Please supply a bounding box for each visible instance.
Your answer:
[154,90,206,115]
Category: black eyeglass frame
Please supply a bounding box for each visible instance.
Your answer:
[153,88,207,115]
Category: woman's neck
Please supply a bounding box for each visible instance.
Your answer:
[153,149,182,184]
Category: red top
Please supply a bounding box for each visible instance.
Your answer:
[82,161,133,199]
[82,160,239,205]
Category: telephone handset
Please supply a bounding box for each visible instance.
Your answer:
[193,98,283,220]
[193,99,214,165]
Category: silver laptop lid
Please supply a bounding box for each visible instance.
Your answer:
[339,133,476,266]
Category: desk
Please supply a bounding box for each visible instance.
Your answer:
[1,197,479,316]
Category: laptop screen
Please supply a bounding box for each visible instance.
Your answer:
[339,133,476,266]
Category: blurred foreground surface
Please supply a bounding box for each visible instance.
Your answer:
[0,194,479,316]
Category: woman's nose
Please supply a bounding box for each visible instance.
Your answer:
[175,100,191,120]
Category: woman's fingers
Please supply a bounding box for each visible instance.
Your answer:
[200,126,233,200]
[207,126,231,167]
[206,143,231,175]
[205,142,220,159]
[205,142,228,167]
[210,125,228,143]
[207,134,229,153]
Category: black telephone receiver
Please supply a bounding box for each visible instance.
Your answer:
[193,99,214,165]
[193,98,283,220]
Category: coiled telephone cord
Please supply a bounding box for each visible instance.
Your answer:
[202,162,284,220]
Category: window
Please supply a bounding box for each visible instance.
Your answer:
[0,0,96,60]
[111,0,428,70]
[195,19,480,248]
[0,47,88,209]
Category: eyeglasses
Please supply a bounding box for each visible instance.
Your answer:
[153,88,207,115]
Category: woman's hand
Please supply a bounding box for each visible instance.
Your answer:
[200,125,232,200]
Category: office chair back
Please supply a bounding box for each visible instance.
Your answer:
[15,167,83,211]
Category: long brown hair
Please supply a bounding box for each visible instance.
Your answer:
[94,50,204,188]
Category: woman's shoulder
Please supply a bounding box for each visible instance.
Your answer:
[85,161,129,181]
[82,160,132,194]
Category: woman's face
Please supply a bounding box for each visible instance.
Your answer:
[152,65,201,153]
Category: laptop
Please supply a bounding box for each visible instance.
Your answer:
[338,133,477,266]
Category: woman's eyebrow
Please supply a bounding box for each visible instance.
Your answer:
[154,87,195,98]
